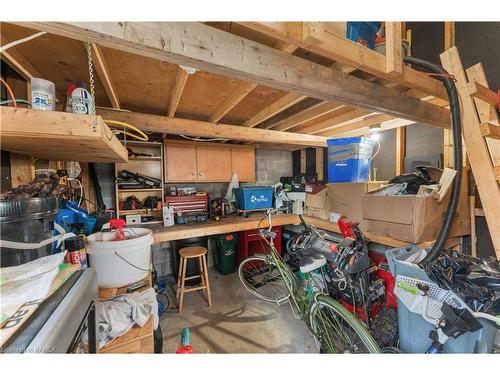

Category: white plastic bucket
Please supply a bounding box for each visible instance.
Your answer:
[86,228,153,288]
[31,78,56,111]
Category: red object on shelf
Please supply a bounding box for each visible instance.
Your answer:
[165,194,208,217]
[237,226,282,264]
[369,251,398,309]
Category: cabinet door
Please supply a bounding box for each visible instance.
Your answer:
[231,147,255,182]
[196,146,232,181]
[164,142,197,182]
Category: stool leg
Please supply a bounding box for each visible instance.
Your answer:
[198,256,206,288]
[178,257,188,313]
[202,254,212,306]
[176,257,184,299]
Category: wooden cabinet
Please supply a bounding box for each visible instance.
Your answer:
[164,142,197,182]
[196,145,232,181]
[164,140,255,182]
[231,147,256,182]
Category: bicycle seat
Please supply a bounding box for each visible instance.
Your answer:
[299,253,326,274]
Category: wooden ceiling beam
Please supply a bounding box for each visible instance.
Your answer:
[269,101,344,131]
[18,22,450,128]
[90,43,120,109]
[0,34,43,80]
[209,80,258,122]
[208,41,299,123]
[242,92,306,127]
[329,118,415,138]
[168,66,190,117]
[239,22,447,100]
[319,114,392,137]
[298,108,371,135]
[97,108,328,147]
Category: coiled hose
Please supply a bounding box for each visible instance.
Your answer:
[402,56,463,268]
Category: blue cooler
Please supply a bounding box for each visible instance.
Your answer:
[327,137,374,182]
[233,187,274,210]
[386,247,498,353]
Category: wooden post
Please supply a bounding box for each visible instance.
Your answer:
[443,22,455,168]
[396,126,406,175]
[300,149,306,174]
[315,147,324,181]
[386,22,403,75]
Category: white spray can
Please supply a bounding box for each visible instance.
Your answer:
[31,78,55,111]
[71,84,95,115]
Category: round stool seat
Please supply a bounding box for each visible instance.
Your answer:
[179,246,207,259]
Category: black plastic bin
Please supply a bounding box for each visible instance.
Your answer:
[0,197,59,267]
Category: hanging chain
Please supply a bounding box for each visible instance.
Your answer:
[85,42,98,132]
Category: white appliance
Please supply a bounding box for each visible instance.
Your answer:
[287,192,307,215]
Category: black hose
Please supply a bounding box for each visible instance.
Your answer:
[402,56,463,268]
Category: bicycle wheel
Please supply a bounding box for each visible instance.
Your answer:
[238,255,290,304]
[309,295,381,353]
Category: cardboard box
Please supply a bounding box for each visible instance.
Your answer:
[361,172,470,243]
[327,182,386,230]
[305,186,329,221]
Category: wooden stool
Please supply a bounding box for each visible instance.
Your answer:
[176,246,212,313]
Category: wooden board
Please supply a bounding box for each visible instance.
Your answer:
[98,108,328,147]
[0,107,128,163]
[16,22,450,129]
[150,213,460,249]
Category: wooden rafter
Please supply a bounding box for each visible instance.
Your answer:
[209,80,258,122]
[16,22,450,128]
[239,22,448,100]
[97,108,328,147]
[168,66,190,117]
[299,108,371,135]
[0,34,43,80]
[319,114,391,137]
[90,43,120,109]
[241,92,305,128]
[208,41,299,123]
[269,102,344,131]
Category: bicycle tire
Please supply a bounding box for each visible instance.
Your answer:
[309,295,381,353]
[238,255,290,304]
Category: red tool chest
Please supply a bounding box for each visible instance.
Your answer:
[236,226,282,265]
[164,194,208,216]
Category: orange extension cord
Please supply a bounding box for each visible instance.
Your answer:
[0,77,17,107]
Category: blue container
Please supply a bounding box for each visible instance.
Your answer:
[327,137,374,182]
[386,247,498,354]
[233,187,274,210]
[346,22,381,49]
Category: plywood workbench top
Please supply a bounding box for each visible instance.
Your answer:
[147,213,461,250]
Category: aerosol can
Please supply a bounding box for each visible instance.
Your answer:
[71,82,95,115]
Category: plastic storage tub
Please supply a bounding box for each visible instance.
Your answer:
[327,137,374,182]
[233,187,274,210]
[346,22,381,49]
[386,246,497,353]
[86,228,153,288]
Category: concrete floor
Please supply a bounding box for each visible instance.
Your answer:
[160,268,318,353]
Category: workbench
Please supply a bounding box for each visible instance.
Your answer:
[150,213,461,249]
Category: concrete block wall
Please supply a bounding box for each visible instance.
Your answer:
[247,149,293,186]
[152,237,218,278]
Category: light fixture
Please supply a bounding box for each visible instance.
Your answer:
[369,124,381,141]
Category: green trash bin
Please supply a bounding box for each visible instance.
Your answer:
[214,233,238,275]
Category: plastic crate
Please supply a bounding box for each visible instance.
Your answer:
[386,247,497,353]
[346,22,381,49]
[233,187,274,210]
[327,137,374,182]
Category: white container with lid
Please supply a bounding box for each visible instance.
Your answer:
[31,78,55,111]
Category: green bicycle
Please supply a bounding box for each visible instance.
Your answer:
[238,210,381,354]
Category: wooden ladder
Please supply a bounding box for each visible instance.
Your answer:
[440,47,500,259]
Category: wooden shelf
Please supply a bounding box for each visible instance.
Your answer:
[128,157,162,161]
[0,107,128,163]
[117,188,163,192]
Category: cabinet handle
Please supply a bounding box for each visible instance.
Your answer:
[198,172,202,176]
